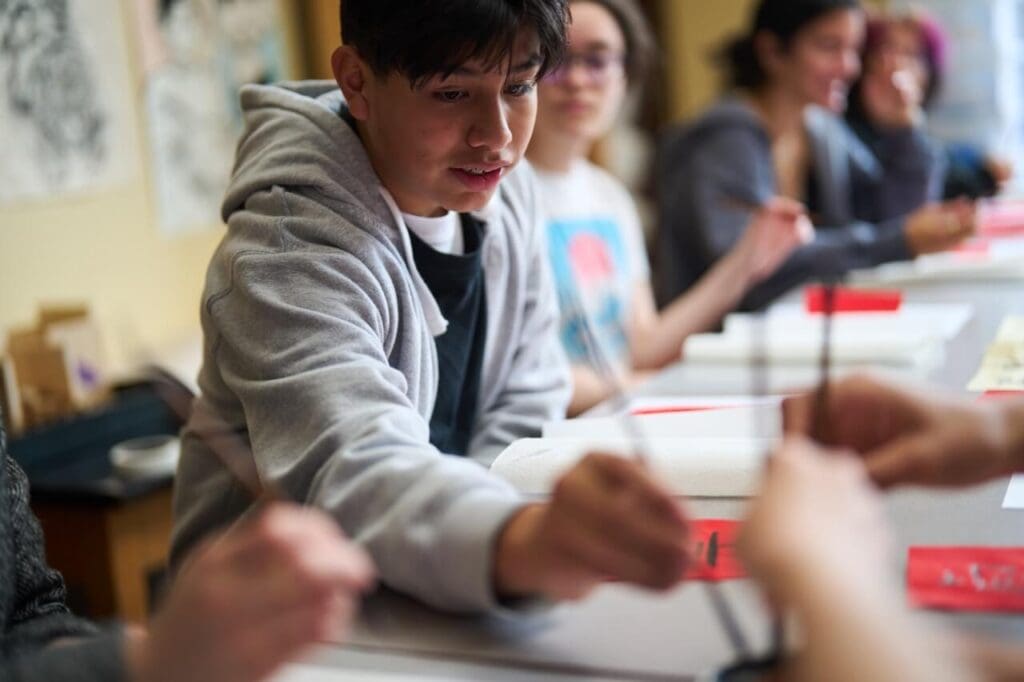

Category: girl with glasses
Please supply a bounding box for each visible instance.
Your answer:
[527,0,810,415]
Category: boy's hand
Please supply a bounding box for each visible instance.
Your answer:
[129,504,375,682]
[783,374,1020,489]
[494,453,692,601]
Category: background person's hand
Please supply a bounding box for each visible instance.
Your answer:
[860,54,925,129]
[904,198,977,255]
[783,374,1018,489]
[737,196,814,284]
[128,504,375,682]
[495,453,692,601]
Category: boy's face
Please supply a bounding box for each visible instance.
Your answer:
[349,30,543,217]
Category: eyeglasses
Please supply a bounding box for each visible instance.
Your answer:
[543,51,625,85]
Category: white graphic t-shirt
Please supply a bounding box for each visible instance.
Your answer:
[536,160,650,371]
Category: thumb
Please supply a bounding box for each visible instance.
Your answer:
[763,196,806,220]
[864,433,937,489]
[782,394,815,437]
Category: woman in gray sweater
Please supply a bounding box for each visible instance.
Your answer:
[656,0,976,311]
[0,417,374,682]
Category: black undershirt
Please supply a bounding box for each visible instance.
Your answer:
[408,214,489,457]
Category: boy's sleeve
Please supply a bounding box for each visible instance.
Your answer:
[188,206,528,614]
[468,173,572,465]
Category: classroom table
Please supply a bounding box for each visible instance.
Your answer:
[278,277,1024,681]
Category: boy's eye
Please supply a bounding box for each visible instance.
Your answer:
[434,90,467,103]
[506,81,536,97]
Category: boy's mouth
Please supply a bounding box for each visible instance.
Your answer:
[450,166,504,191]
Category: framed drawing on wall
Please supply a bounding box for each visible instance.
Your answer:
[134,0,295,234]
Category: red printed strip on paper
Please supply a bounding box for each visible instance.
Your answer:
[804,285,903,314]
[686,520,747,582]
[979,390,1024,402]
[907,547,1024,613]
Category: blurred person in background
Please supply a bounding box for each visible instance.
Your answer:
[740,436,978,682]
[759,373,1024,680]
[527,0,809,415]
[846,10,1014,201]
[656,0,976,312]
[0,413,375,682]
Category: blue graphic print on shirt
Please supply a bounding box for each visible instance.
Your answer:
[547,217,633,366]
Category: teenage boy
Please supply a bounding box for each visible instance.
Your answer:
[172,0,692,613]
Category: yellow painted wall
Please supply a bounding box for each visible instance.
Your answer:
[661,0,756,123]
[299,0,341,80]
[0,1,303,367]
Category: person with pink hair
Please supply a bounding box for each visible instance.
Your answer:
[846,10,1013,200]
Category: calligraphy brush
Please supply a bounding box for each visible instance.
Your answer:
[551,226,751,659]
[146,366,285,502]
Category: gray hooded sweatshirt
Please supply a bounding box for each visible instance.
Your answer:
[171,81,570,613]
[656,98,944,311]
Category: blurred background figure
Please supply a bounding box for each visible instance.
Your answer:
[1,405,376,682]
[755,374,1024,680]
[846,10,1014,202]
[739,436,977,682]
[655,0,976,312]
[528,0,809,414]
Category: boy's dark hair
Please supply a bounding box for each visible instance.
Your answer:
[718,0,862,90]
[340,0,570,87]
[573,0,656,88]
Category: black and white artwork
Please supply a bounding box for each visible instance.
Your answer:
[0,0,135,203]
[135,0,289,234]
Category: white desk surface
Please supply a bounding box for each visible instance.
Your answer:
[280,278,1024,681]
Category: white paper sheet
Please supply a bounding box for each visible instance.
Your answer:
[968,316,1024,392]
[750,303,974,342]
[682,324,944,368]
[273,664,454,682]
[1002,474,1024,509]
[490,437,770,498]
[852,251,1024,285]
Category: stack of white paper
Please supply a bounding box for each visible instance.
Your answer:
[682,321,944,369]
[490,437,770,498]
[968,316,1024,392]
[852,241,1024,285]
[747,303,973,342]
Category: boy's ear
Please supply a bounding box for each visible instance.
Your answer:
[332,45,371,120]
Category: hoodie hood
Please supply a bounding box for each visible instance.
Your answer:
[222,80,394,231]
